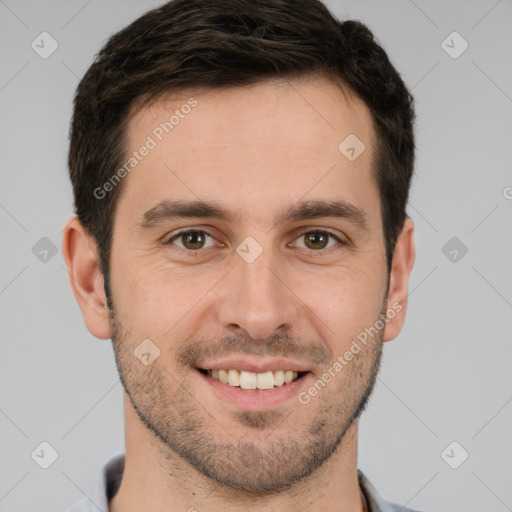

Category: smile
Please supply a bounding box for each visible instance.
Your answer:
[199,368,308,390]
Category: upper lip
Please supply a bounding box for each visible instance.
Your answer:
[197,357,312,374]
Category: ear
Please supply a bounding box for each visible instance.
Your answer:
[383,216,415,342]
[62,216,112,340]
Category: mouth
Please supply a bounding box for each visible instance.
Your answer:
[197,368,310,391]
[196,366,313,410]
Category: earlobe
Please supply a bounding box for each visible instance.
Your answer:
[383,216,415,342]
[62,216,112,340]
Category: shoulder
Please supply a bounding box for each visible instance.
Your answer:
[358,469,424,512]
[64,453,125,512]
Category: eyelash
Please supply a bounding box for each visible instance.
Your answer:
[163,228,347,255]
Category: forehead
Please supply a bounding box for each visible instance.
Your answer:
[118,75,380,229]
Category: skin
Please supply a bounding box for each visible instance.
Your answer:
[63,75,415,512]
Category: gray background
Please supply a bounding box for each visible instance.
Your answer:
[1,0,511,510]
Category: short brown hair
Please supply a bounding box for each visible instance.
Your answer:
[68,0,415,306]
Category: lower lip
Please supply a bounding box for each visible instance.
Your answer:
[198,371,312,410]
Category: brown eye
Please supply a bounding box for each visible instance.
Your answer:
[293,230,342,251]
[166,230,215,250]
[304,232,329,250]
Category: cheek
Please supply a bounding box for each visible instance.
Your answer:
[303,267,385,348]
[119,267,218,337]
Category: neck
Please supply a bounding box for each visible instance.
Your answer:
[109,394,366,512]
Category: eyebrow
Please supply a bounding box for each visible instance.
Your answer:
[136,199,370,231]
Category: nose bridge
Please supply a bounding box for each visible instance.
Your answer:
[216,241,298,340]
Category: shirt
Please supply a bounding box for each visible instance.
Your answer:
[65,453,422,512]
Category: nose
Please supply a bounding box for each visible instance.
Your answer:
[215,245,299,342]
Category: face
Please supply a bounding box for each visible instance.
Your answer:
[107,76,391,492]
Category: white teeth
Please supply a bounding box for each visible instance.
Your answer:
[256,371,274,389]
[218,369,229,384]
[284,370,295,384]
[273,370,285,386]
[206,369,302,389]
[239,370,257,390]
[227,369,239,386]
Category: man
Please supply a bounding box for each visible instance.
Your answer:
[62,0,417,510]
